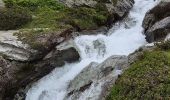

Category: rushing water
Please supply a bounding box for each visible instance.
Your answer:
[26,0,159,100]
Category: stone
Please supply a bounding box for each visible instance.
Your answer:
[142,1,170,42]
[64,56,129,100]
[145,17,170,42]
[1,47,80,100]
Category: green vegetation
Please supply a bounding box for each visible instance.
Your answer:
[107,41,170,100]
[1,0,115,48]
[0,7,32,30]
[3,0,111,30]
[3,0,65,11]
[156,41,170,51]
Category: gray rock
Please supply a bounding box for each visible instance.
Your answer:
[112,0,134,18]
[144,17,170,42]
[63,44,156,100]
[142,1,170,42]
[0,31,36,61]
[1,47,80,100]
[64,56,129,100]
[142,13,156,32]
[147,17,170,33]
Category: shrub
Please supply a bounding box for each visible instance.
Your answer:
[0,7,32,30]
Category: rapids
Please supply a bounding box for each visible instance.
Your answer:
[26,0,159,100]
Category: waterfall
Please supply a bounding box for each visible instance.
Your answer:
[26,0,159,100]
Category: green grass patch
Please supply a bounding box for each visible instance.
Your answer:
[0,6,32,30]
[3,0,111,30]
[107,50,170,100]
[2,0,115,48]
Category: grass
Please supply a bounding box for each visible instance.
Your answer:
[2,0,115,49]
[3,0,112,30]
[0,6,32,30]
[107,41,170,100]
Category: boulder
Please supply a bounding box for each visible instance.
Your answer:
[63,44,155,100]
[64,56,129,100]
[0,31,35,61]
[142,1,170,42]
[1,47,80,100]
[0,28,74,62]
[145,17,170,42]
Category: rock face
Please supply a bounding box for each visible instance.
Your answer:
[142,1,170,42]
[0,31,33,61]
[0,46,80,100]
[0,56,12,100]
[0,29,74,62]
[62,44,155,100]
[64,56,129,100]
[0,0,135,99]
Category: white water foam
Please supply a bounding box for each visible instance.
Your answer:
[26,0,159,100]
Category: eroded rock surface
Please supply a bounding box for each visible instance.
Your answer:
[0,0,136,99]
[142,1,170,42]
[1,47,80,100]
[65,56,128,100]
[63,44,156,100]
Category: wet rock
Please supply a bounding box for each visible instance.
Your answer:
[145,17,170,42]
[64,56,129,100]
[142,1,170,42]
[2,47,80,100]
[42,47,80,67]
[63,44,156,100]
[93,39,106,57]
